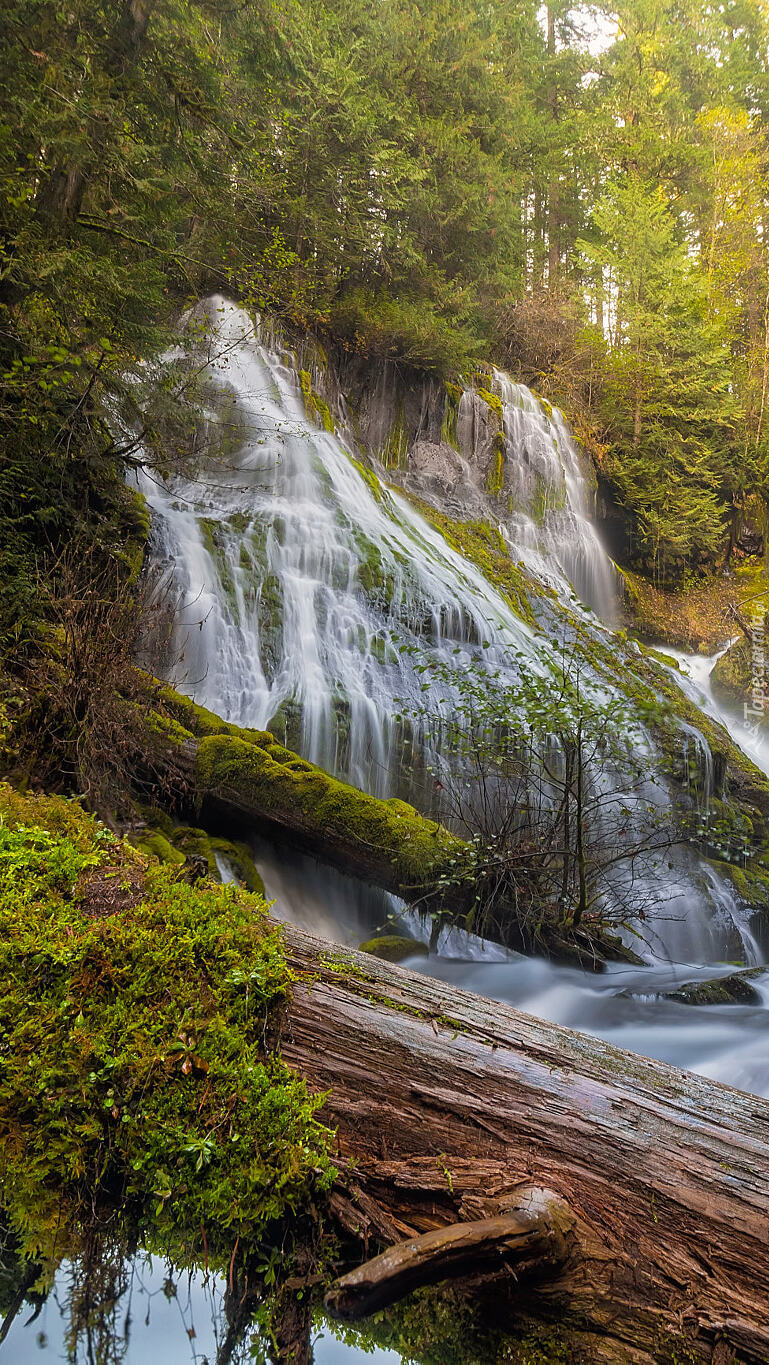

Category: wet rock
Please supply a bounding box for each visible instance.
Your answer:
[666,968,764,1006]
[359,935,429,963]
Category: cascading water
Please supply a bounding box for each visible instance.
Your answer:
[459,371,619,623]
[142,299,555,797]
[138,295,769,1100]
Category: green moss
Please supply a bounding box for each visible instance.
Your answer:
[441,381,463,450]
[172,824,216,871]
[0,783,334,1268]
[716,857,769,910]
[355,534,396,610]
[348,453,386,504]
[266,697,303,751]
[153,683,271,746]
[256,572,284,682]
[209,838,265,895]
[359,935,429,962]
[475,385,503,423]
[299,369,335,433]
[399,491,537,627]
[485,437,506,497]
[194,732,468,894]
[638,643,682,672]
[530,475,566,525]
[118,485,151,585]
[135,831,186,865]
[382,400,409,468]
[199,517,238,615]
[711,637,753,708]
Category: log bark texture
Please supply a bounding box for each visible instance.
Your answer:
[278,924,769,1363]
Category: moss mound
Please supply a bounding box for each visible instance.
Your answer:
[359,935,429,962]
[0,783,334,1267]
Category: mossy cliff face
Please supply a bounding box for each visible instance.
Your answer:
[0,782,334,1271]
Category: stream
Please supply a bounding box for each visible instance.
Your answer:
[7,296,769,1361]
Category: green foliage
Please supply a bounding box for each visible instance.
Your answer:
[0,783,334,1267]
[329,290,480,377]
[581,177,737,580]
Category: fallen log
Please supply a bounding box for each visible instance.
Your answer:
[147,682,639,967]
[278,924,769,1362]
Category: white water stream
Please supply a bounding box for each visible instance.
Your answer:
[138,297,769,1101]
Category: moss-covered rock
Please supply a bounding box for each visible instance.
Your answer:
[711,637,754,709]
[666,969,764,1006]
[209,836,265,894]
[172,824,216,871]
[359,934,429,962]
[135,830,186,865]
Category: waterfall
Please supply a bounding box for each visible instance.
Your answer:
[458,371,619,623]
[141,298,559,795]
[137,295,766,983]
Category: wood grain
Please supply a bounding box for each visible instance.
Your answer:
[280,925,769,1362]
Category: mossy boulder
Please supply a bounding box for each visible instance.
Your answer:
[135,830,185,865]
[210,837,265,895]
[711,638,754,710]
[666,969,764,1006]
[359,935,429,962]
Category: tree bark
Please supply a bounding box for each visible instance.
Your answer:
[279,924,769,1362]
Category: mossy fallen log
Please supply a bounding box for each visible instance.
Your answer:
[5,779,769,1362]
[148,682,640,967]
[280,925,769,1362]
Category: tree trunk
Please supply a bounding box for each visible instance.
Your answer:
[279,924,769,1362]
